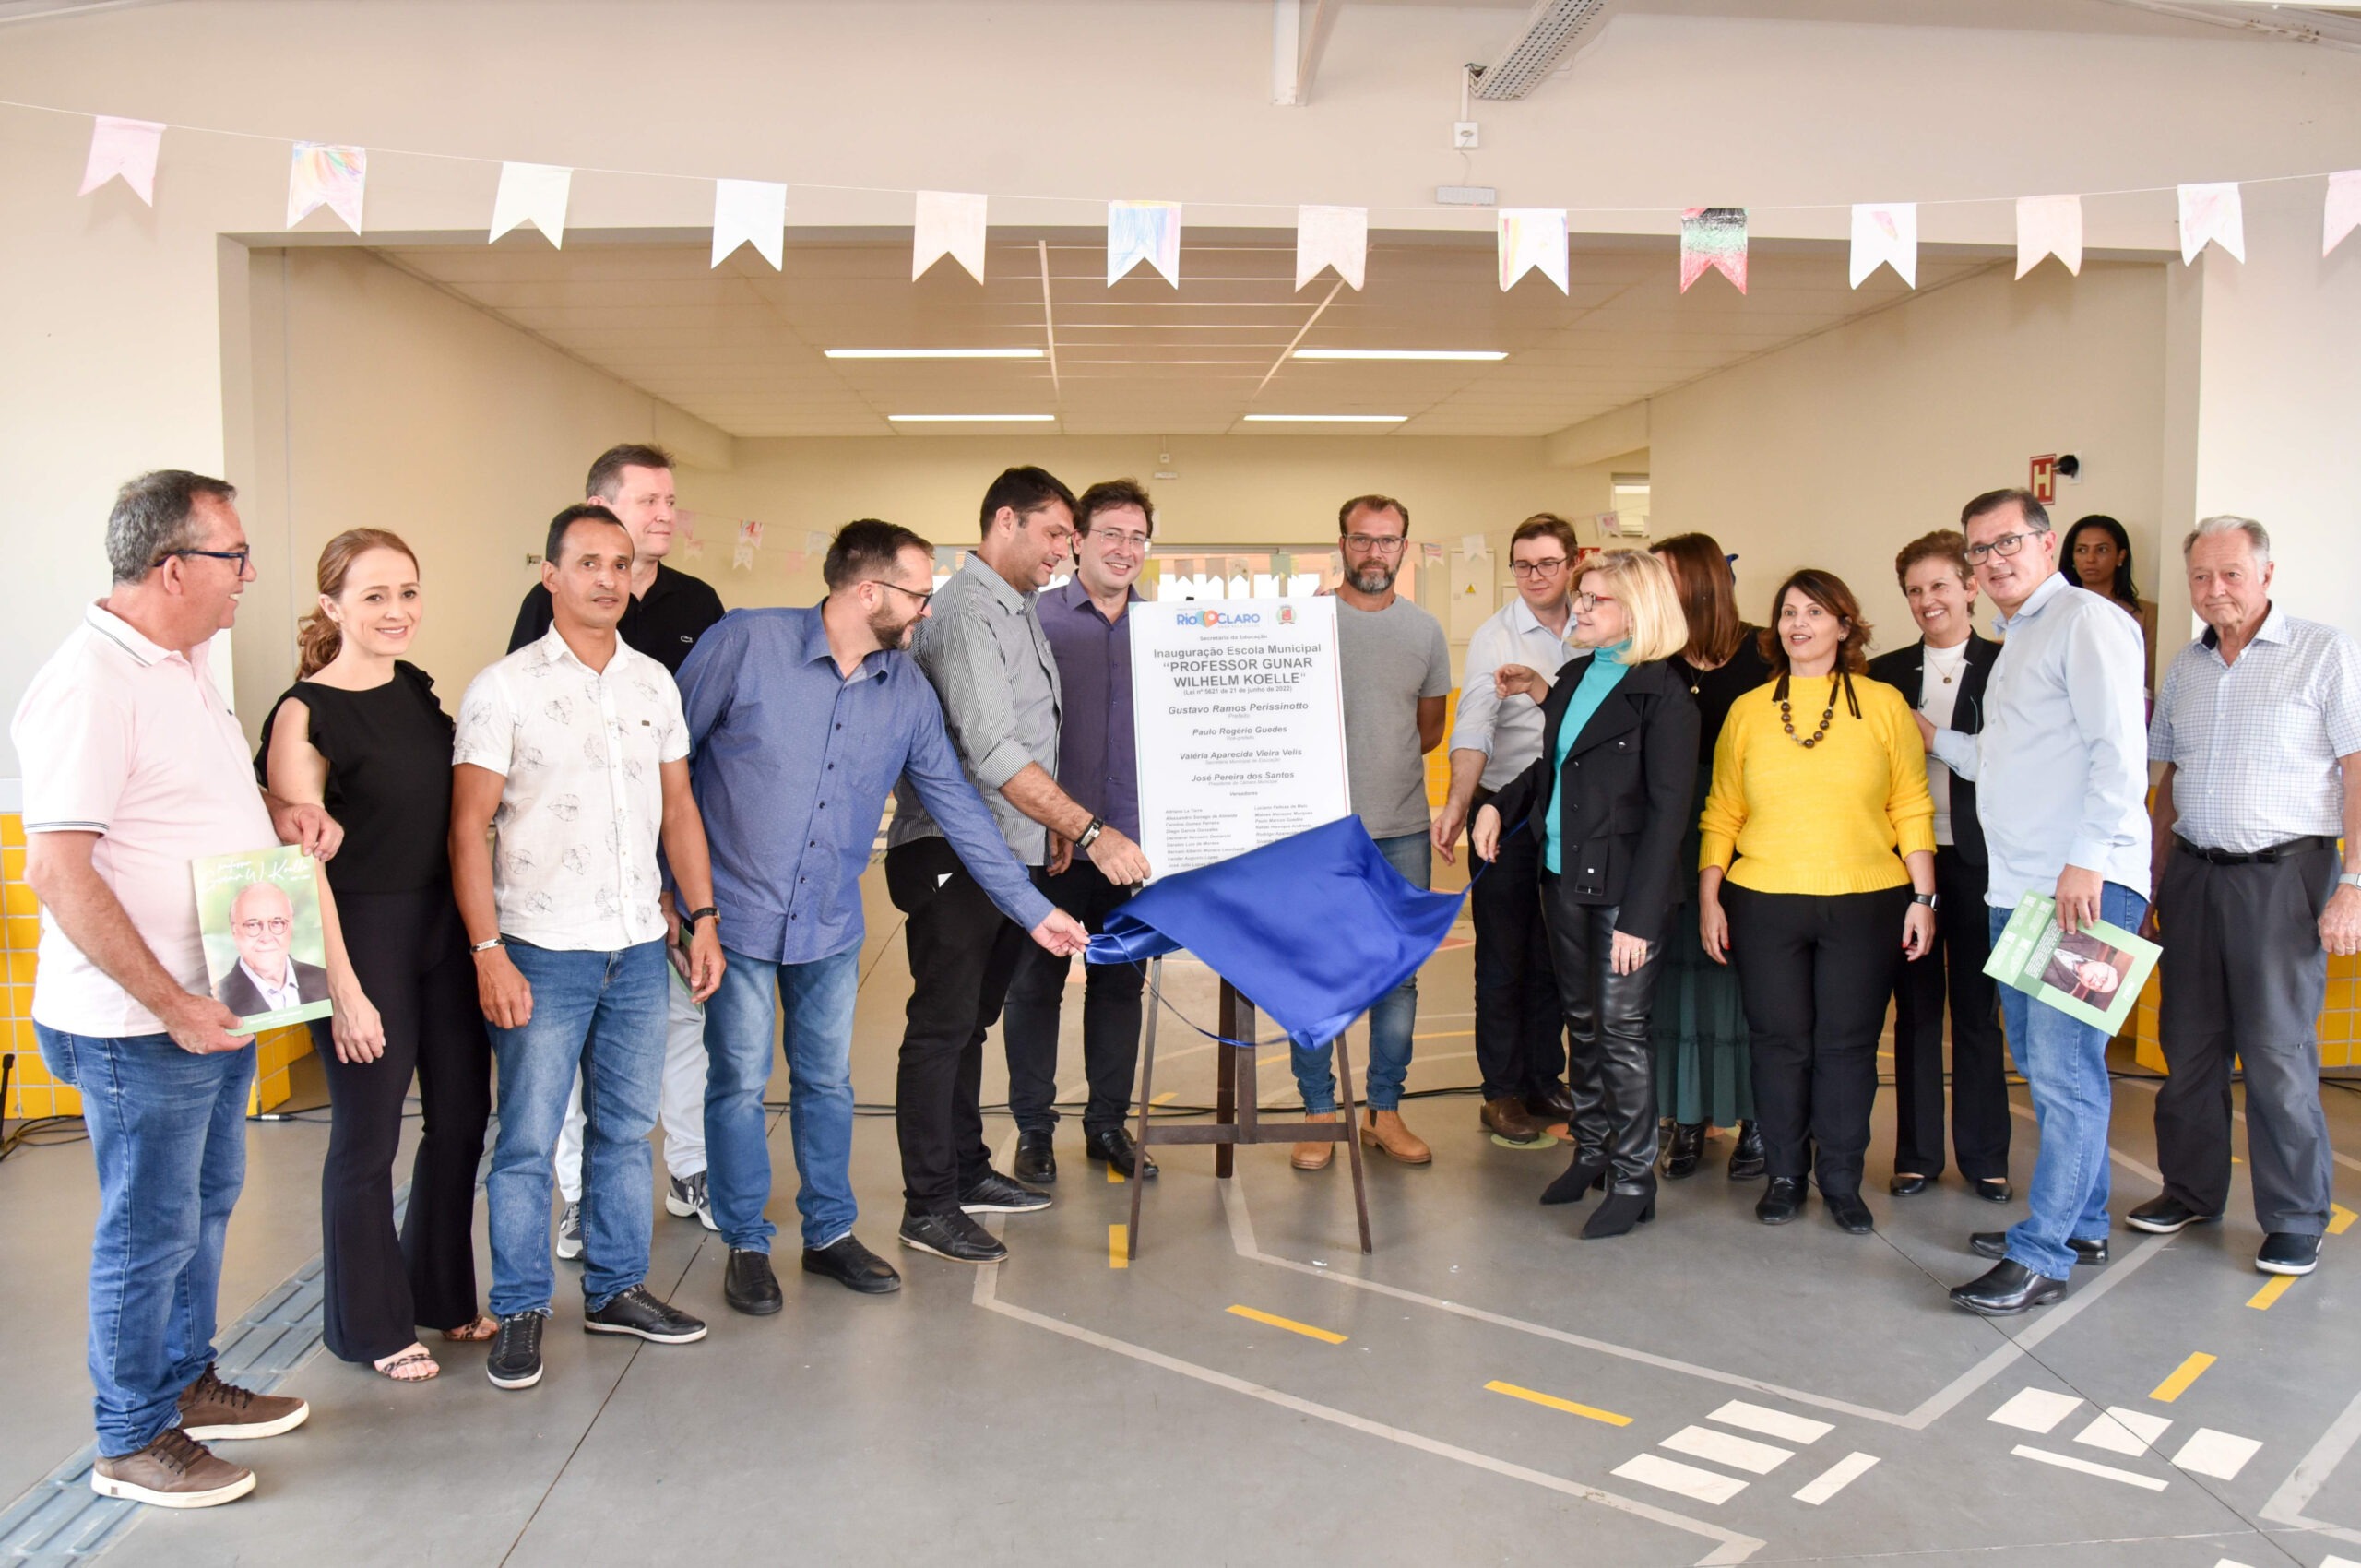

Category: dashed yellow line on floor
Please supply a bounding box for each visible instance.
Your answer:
[1228,1304,1347,1343]
[1108,1164,1124,1183]
[2247,1275,2297,1311]
[1151,1091,1177,1105]
[1412,1029,1473,1040]
[1483,1380,1633,1426]
[1109,1224,1128,1269]
[2150,1351,2216,1402]
[2331,1204,2355,1236]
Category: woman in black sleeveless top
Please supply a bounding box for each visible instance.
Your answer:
[258,529,492,1382]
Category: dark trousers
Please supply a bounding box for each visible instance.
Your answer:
[1541,877,1665,1183]
[1470,789,1569,1102]
[1003,858,1145,1135]
[2155,841,2339,1235]
[887,837,1034,1215]
[1890,846,2011,1181]
[1725,885,1909,1194]
[310,887,492,1363]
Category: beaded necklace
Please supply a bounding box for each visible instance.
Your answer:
[1773,670,1857,749]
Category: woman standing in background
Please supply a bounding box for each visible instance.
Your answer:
[2062,514,2157,690]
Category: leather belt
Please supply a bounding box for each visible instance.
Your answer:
[2174,833,2337,866]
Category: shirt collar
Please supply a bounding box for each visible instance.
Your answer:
[1049,576,1137,624]
[796,604,892,682]
[84,602,176,668]
[1991,569,2071,636]
[1507,594,1573,642]
[961,555,1032,613]
[533,622,630,675]
[239,956,294,997]
[2199,600,2284,652]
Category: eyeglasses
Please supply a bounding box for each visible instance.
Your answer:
[1508,557,1570,580]
[1964,529,2042,564]
[863,580,934,610]
[1575,591,1619,612]
[234,917,292,938]
[1342,534,1407,555]
[161,546,253,574]
[1086,529,1151,552]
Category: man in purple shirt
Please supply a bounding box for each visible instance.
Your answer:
[1001,480,1158,1182]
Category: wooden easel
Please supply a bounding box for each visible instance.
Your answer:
[1124,961,1373,1259]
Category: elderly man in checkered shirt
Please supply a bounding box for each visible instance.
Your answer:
[2137,515,2361,1280]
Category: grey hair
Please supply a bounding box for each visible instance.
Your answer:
[106,469,236,584]
[2182,514,2271,564]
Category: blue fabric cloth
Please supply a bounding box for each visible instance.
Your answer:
[1036,578,1143,838]
[1545,641,1632,874]
[675,606,1052,965]
[1291,831,1430,1111]
[701,944,861,1252]
[1086,815,1465,1053]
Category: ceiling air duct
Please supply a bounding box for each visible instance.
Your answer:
[1469,0,1619,101]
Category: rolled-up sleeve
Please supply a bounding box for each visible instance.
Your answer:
[1451,621,1505,755]
[915,609,1033,791]
[902,685,1054,930]
[2062,606,2150,874]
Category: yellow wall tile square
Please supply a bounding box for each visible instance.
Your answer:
[6,916,42,951]
[0,814,23,848]
[2,883,38,917]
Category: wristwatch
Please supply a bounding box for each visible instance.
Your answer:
[1075,817,1107,850]
[1911,892,1940,909]
[680,906,719,936]
[2341,872,2361,891]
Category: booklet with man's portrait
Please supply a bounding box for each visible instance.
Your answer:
[192,846,335,1031]
[1982,891,2160,1035]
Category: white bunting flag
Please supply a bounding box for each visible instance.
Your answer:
[1108,201,1182,286]
[491,161,572,248]
[2178,182,2245,265]
[1296,204,1368,290]
[1497,208,1569,292]
[713,179,787,270]
[2327,170,2361,257]
[288,143,366,233]
[913,190,988,282]
[1848,202,1917,289]
[79,116,163,205]
[2014,194,2082,279]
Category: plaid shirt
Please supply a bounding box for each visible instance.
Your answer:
[2150,605,2361,853]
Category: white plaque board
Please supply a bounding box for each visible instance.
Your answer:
[1130,597,1352,879]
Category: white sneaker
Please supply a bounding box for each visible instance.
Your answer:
[554,1201,585,1261]
[665,1171,718,1232]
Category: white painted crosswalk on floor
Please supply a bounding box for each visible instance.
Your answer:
[1608,1398,1879,1509]
[1987,1383,2264,1491]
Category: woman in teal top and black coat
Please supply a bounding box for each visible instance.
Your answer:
[1475,550,1699,1238]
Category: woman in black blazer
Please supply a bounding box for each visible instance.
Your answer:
[1475,550,1699,1237]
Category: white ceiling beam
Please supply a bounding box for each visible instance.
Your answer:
[1272,0,1342,106]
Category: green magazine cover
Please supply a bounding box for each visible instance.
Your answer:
[192,844,335,1032]
[1981,891,2160,1035]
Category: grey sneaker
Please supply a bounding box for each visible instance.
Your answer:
[554,1202,584,1261]
[665,1170,718,1231]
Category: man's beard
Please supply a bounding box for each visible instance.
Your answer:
[1349,561,1397,594]
[870,604,920,648]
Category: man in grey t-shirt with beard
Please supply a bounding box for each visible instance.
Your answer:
[1291,493,1454,1172]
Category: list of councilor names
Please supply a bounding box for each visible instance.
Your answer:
[1129,597,1353,879]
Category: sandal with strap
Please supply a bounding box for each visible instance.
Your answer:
[441,1314,498,1344]
[373,1346,441,1383]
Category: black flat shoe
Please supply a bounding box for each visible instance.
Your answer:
[723,1248,784,1315]
[1974,1177,2013,1204]
[1949,1260,2068,1315]
[1889,1173,1930,1196]
[1756,1176,1807,1225]
[958,1167,1052,1214]
[1972,1231,2107,1265]
[1726,1121,1766,1181]
[1539,1154,1609,1206]
[2125,1194,2219,1234]
[801,1234,902,1294]
[1085,1126,1158,1179]
[2257,1232,2322,1276]
[1662,1123,1706,1180]
[1525,1082,1575,1123]
[1825,1191,1875,1234]
[584,1284,707,1343]
[898,1208,1007,1265]
[1012,1129,1057,1185]
[1582,1181,1657,1239]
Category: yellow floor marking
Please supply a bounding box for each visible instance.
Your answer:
[2247,1275,2296,1310]
[2149,1351,2216,1402]
[1484,1380,1633,1426]
[1227,1304,1347,1343]
[1151,1091,1177,1105]
[1107,1163,1124,1184]
[2331,1204,2355,1236]
[1109,1224,1128,1268]
[1412,1029,1474,1040]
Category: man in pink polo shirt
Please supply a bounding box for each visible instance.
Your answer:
[13,471,338,1509]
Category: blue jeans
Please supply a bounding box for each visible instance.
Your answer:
[36,1027,254,1457]
[1293,831,1431,1114]
[484,940,668,1316]
[701,944,860,1253]
[1995,882,2147,1280]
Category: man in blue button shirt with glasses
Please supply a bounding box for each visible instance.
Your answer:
[673,519,1087,1318]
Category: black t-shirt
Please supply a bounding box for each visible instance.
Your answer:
[507,561,725,674]
[1674,624,1774,764]
[255,662,456,895]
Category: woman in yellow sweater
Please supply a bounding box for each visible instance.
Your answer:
[1697,569,1937,1234]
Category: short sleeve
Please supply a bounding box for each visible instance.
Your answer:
[654,669,692,766]
[2147,651,2182,763]
[2323,631,2361,756]
[16,664,130,835]
[1421,617,1453,700]
[451,666,516,776]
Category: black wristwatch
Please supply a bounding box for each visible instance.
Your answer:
[1911,892,1940,910]
[680,906,719,936]
[1075,817,1106,850]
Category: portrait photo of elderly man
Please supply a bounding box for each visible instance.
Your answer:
[2040,930,2130,1004]
[213,879,330,1017]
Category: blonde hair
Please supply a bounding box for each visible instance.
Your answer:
[296,529,418,677]
[1583,549,1688,664]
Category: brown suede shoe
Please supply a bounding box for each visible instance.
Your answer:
[1361,1109,1433,1165]
[90,1429,255,1508]
[1480,1096,1547,1144]
[178,1365,309,1442]
[1292,1110,1338,1170]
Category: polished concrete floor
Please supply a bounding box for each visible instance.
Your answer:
[3,867,2358,1567]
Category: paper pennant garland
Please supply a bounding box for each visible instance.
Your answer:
[731,519,764,572]
[713,179,787,269]
[1295,204,1368,290]
[803,529,828,556]
[1496,208,1569,292]
[2178,182,2246,265]
[2016,194,2082,278]
[1679,208,1748,294]
[1270,550,1294,581]
[491,161,572,247]
[1108,200,1182,286]
[288,142,365,232]
[914,190,987,282]
[934,546,958,573]
[2325,170,2361,257]
[781,549,808,574]
[79,116,162,205]
[1848,201,1917,289]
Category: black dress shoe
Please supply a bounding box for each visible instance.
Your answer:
[1825,1191,1875,1234]
[897,1208,1007,1265]
[2257,1232,2322,1276]
[2126,1194,2220,1234]
[1663,1123,1706,1180]
[1085,1126,1158,1179]
[1012,1129,1057,1185]
[1949,1260,2068,1315]
[958,1167,1052,1214]
[1539,1153,1609,1206]
[1973,1177,2013,1204]
[1525,1082,1575,1123]
[1726,1121,1766,1182]
[1582,1180,1657,1239]
[1756,1176,1807,1225]
[801,1234,902,1294]
[1973,1231,2107,1265]
[723,1249,784,1315]
[1889,1173,1930,1196]
[584,1284,708,1343]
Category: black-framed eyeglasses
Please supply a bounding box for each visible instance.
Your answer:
[1343,534,1407,554]
[1508,557,1570,579]
[160,546,253,574]
[864,579,934,610]
[1964,529,2041,564]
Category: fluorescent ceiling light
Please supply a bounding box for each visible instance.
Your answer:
[828,348,1045,360]
[1290,349,1507,362]
[888,412,1058,422]
[1241,413,1406,423]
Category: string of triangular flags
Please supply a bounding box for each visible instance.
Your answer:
[72,113,2361,293]
[671,512,831,575]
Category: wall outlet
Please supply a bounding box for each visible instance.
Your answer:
[1453,121,1479,149]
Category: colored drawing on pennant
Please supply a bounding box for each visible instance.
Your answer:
[1679,208,1747,294]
